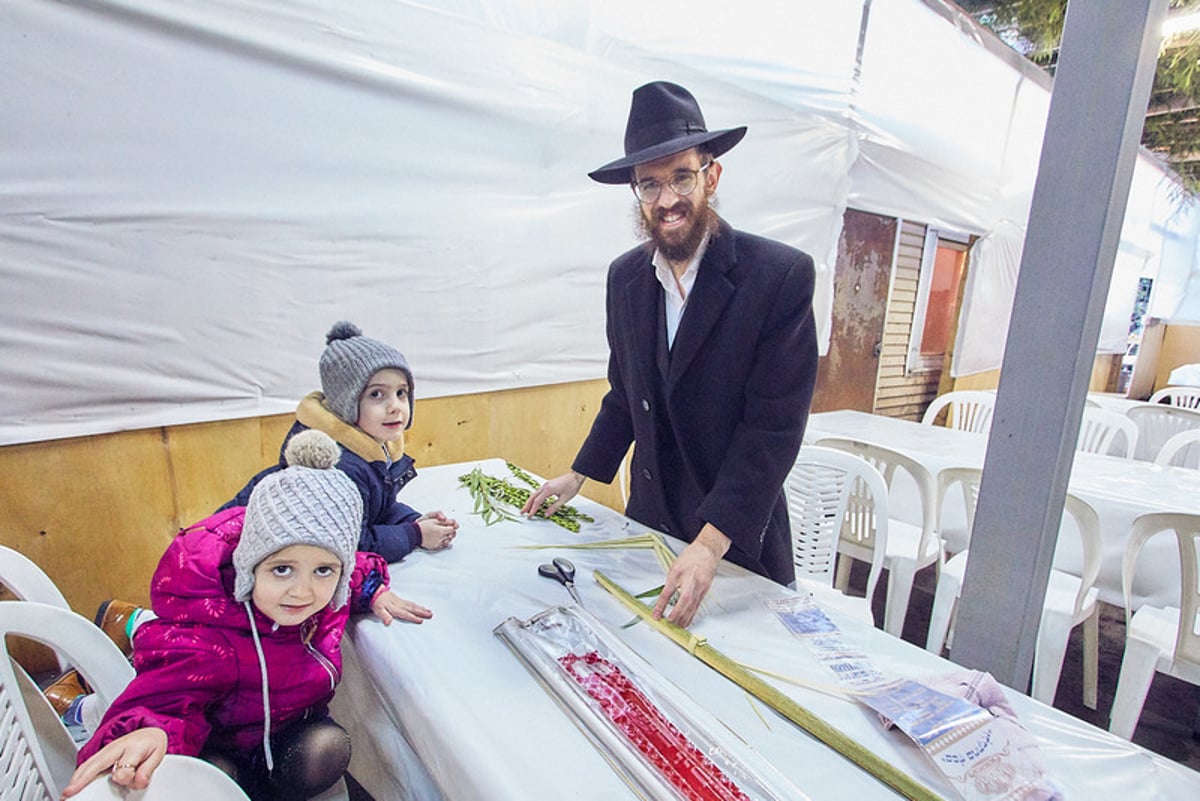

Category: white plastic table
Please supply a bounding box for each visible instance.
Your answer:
[1086,392,1153,417]
[330,457,1200,801]
[805,409,1200,609]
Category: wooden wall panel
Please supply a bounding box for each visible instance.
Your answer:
[0,379,618,618]
[874,220,941,419]
[812,209,896,414]
[1,429,177,614]
[166,415,296,527]
[1128,318,1165,399]
[950,370,1000,391]
[949,356,1125,395]
[1156,323,1200,392]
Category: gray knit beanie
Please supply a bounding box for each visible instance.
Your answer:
[319,321,414,427]
[233,430,363,610]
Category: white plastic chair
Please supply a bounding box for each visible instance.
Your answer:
[1148,386,1200,409]
[1153,428,1200,469]
[814,437,942,637]
[70,754,251,800]
[0,601,135,800]
[0,545,73,671]
[1031,495,1103,709]
[0,546,71,611]
[1077,406,1138,459]
[920,390,996,433]
[925,468,984,654]
[616,445,633,507]
[1126,404,1200,462]
[1109,512,1200,740]
[784,446,888,626]
[926,488,1102,709]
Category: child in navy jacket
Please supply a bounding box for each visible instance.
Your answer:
[223,321,457,562]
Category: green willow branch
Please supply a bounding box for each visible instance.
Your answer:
[594,570,943,801]
[458,465,595,532]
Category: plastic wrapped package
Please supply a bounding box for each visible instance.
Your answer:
[765,595,1060,801]
[495,604,809,801]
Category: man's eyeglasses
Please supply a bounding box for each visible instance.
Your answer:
[632,162,711,204]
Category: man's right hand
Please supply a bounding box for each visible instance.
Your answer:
[521,471,586,518]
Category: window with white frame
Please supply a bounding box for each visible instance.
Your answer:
[907,228,970,374]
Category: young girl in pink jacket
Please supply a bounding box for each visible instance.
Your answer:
[63,430,431,800]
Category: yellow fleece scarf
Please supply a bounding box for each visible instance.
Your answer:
[296,391,405,464]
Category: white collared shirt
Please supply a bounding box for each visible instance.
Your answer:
[652,233,710,348]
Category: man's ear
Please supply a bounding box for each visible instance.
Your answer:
[705,160,723,193]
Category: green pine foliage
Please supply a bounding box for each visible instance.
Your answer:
[957,0,1200,193]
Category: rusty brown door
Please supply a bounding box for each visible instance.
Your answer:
[812,209,895,413]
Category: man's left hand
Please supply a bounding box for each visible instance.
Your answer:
[652,523,731,628]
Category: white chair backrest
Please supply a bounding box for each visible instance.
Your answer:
[1154,428,1200,469]
[920,390,996,433]
[785,445,889,604]
[1077,407,1138,459]
[1148,386,1200,409]
[1061,494,1103,619]
[1121,512,1200,666]
[0,546,70,610]
[616,446,632,507]
[0,545,73,672]
[0,602,135,799]
[937,467,983,541]
[70,754,251,800]
[814,437,940,562]
[1126,404,1200,461]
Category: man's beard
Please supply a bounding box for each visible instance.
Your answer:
[633,197,718,262]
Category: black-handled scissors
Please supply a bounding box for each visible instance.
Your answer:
[538,556,582,605]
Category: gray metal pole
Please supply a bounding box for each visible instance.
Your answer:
[949,0,1168,690]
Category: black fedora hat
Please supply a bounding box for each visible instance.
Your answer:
[588,81,747,185]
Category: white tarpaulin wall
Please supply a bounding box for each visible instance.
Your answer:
[2,0,1197,446]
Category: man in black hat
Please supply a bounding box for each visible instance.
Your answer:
[523,81,817,627]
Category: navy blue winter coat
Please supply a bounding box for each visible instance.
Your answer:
[221,393,422,563]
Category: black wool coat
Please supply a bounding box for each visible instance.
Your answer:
[573,217,818,585]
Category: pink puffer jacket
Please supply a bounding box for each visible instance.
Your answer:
[78,506,390,761]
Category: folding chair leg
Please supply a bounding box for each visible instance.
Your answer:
[833,556,853,593]
[925,571,960,654]
[882,564,916,638]
[1031,615,1071,706]
[1081,611,1099,710]
[1109,634,1160,740]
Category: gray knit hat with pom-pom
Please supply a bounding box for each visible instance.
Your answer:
[319,321,414,427]
[233,429,363,610]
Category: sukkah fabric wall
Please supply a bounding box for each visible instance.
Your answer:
[3,0,1197,447]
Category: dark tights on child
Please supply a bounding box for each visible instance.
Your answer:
[202,716,351,801]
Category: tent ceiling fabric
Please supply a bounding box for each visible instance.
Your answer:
[1,0,1196,445]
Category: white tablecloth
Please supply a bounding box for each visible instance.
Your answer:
[805,410,1200,609]
[1086,392,1153,416]
[331,458,1200,801]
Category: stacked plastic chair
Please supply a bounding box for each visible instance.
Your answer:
[920,390,996,433]
[0,548,257,800]
[1127,404,1200,461]
[784,445,889,626]
[1147,386,1200,409]
[1109,512,1200,740]
[814,437,943,637]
